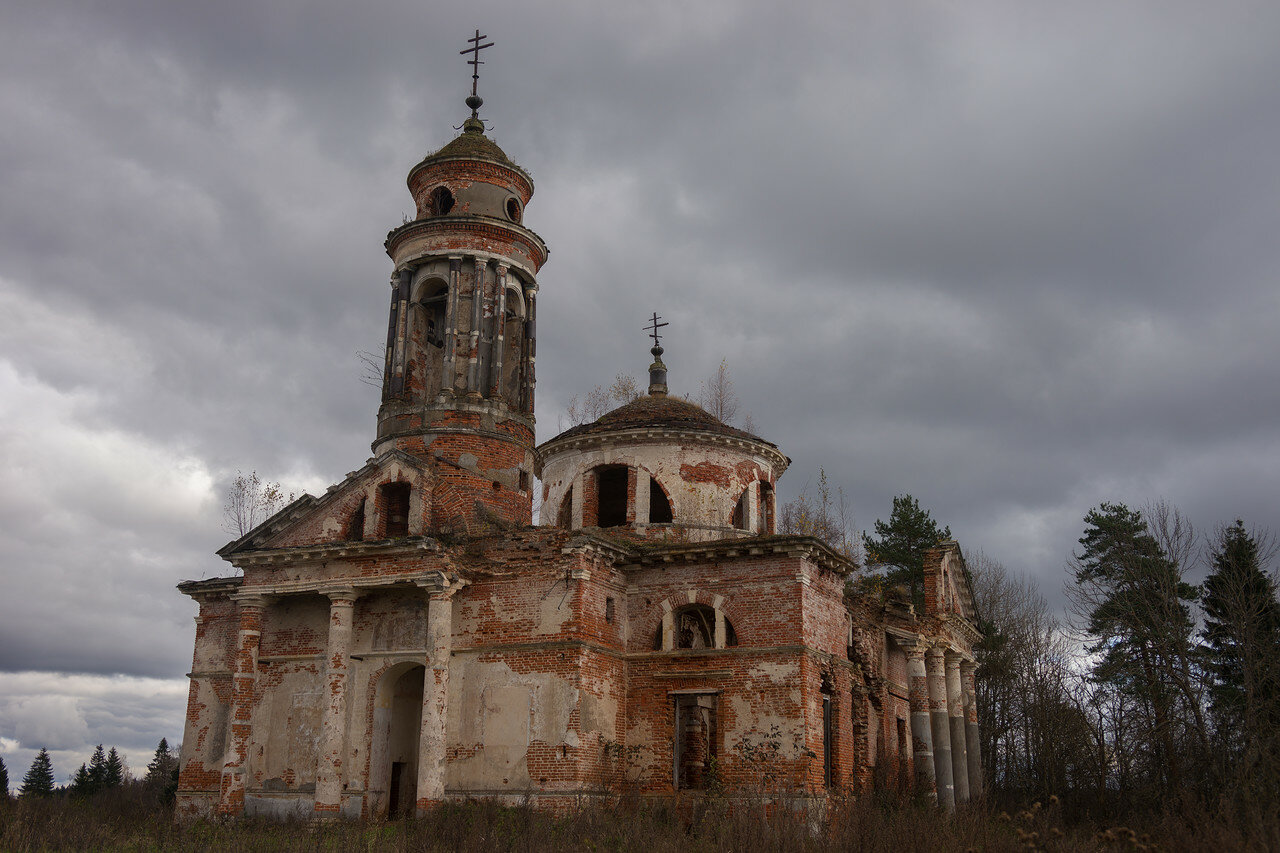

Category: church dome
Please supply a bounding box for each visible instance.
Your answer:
[547,395,773,446]
[537,352,789,541]
[415,116,517,170]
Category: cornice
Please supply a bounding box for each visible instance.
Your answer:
[617,534,856,576]
[536,425,790,473]
[384,215,549,268]
[222,535,443,569]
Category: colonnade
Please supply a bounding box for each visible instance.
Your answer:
[904,641,982,810]
[216,575,459,818]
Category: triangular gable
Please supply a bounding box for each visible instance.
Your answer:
[217,449,434,558]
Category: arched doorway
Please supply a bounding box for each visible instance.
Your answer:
[369,663,424,818]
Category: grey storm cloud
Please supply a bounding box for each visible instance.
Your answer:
[2,0,1279,772]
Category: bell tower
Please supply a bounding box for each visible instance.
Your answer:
[376,32,548,532]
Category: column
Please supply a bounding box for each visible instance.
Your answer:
[634,472,651,526]
[523,288,537,414]
[746,481,760,534]
[926,646,955,811]
[441,257,462,394]
[466,257,485,397]
[218,594,268,816]
[905,643,936,801]
[571,471,584,529]
[490,264,508,398]
[416,582,454,813]
[946,652,970,804]
[315,588,359,816]
[962,660,983,798]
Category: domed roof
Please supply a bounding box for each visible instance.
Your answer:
[419,117,515,169]
[544,394,776,448]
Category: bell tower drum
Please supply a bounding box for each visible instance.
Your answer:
[376,32,548,532]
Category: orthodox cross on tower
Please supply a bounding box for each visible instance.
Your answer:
[460,29,494,116]
[645,312,668,347]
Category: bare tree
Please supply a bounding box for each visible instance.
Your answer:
[357,349,385,388]
[779,469,860,564]
[223,470,293,537]
[564,374,642,428]
[699,358,739,424]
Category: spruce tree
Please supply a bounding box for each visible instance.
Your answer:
[70,762,93,796]
[1203,520,1280,762]
[85,744,107,793]
[863,494,950,609]
[19,749,55,798]
[0,755,9,800]
[104,747,125,788]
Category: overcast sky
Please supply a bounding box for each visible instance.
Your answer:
[3,0,1279,786]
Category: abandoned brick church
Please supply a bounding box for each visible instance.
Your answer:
[175,55,983,820]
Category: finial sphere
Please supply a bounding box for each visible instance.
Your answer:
[466,95,484,112]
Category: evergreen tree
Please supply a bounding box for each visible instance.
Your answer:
[85,744,107,793]
[144,738,179,792]
[103,747,125,788]
[1069,502,1200,793]
[19,749,55,798]
[0,755,9,800]
[70,762,93,796]
[863,494,950,608]
[1203,520,1280,773]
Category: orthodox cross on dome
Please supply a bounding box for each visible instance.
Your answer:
[460,29,494,117]
[645,312,669,396]
[645,312,668,347]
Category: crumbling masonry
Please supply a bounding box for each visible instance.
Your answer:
[176,86,983,821]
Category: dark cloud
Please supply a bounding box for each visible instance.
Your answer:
[2,0,1279,752]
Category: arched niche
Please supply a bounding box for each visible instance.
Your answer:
[407,277,449,399]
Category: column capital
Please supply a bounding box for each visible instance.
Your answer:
[959,659,977,676]
[230,592,272,610]
[320,585,362,605]
[415,570,467,599]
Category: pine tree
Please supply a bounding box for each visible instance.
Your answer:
[19,749,55,798]
[863,494,950,609]
[104,747,125,788]
[0,755,10,800]
[1069,502,1200,793]
[1202,520,1280,768]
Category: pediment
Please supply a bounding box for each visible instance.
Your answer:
[217,450,434,558]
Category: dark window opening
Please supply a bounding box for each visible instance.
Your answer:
[595,465,628,528]
[557,487,573,528]
[759,481,775,534]
[420,291,447,348]
[519,470,530,493]
[657,604,737,650]
[430,186,454,215]
[381,482,411,537]
[674,694,718,790]
[346,498,366,541]
[821,675,835,788]
[731,487,749,530]
[505,197,521,222]
[648,476,673,524]
[605,597,615,624]
[823,695,834,788]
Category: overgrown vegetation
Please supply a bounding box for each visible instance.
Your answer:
[1,788,1276,851]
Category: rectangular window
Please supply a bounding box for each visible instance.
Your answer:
[673,693,718,790]
[605,597,615,624]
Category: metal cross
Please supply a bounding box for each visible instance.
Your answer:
[645,312,668,347]
[460,30,494,98]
